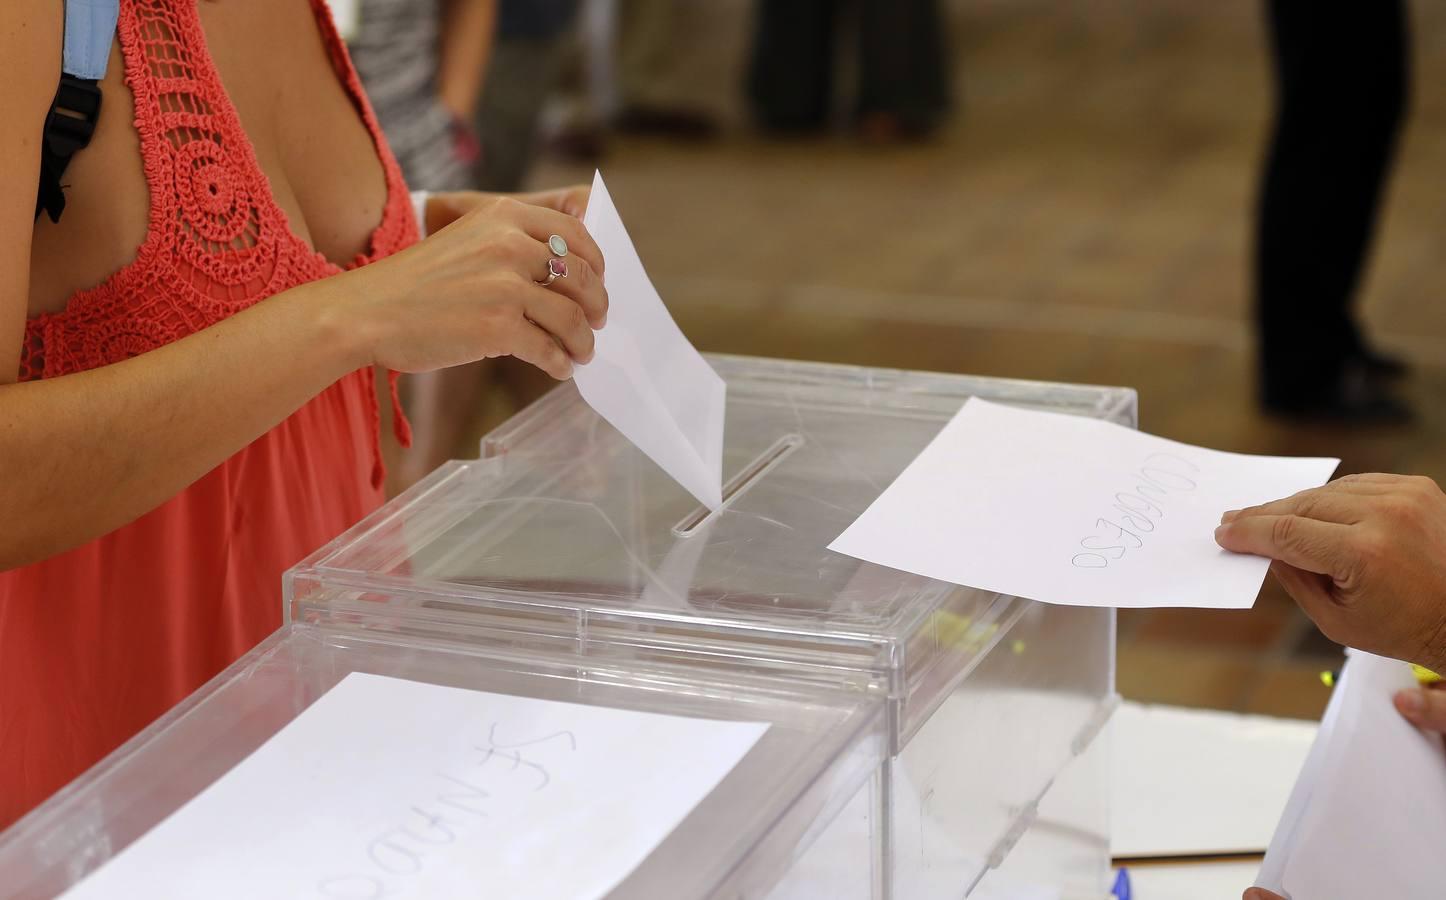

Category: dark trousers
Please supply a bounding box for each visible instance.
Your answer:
[747,0,949,133]
[1255,0,1410,403]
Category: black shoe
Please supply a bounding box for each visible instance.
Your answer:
[1352,345,1411,380]
[614,105,720,141]
[1263,364,1415,425]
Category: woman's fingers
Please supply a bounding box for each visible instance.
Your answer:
[1214,514,1353,578]
[1394,686,1446,733]
[518,185,591,219]
[516,202,606,278]
[523,286,596,365]
[536,251,608,328]
[505,319,574,380]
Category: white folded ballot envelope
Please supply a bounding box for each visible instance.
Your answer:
[576,171,726,510]
[1256,649,1446,899]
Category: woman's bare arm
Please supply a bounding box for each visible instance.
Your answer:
[0,282,374,568]
[437,0,496,119]
[0,0,59,385]
[0,2,608,571]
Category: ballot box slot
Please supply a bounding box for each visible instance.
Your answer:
[673,433,805,538]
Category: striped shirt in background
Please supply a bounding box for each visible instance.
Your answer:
[341,0,474,192]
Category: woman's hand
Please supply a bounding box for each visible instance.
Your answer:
[425,184,592,234]
[1243,889,1284,900]
[1214,474,1446,672]
[340,193,607,380]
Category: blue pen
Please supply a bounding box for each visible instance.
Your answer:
[1112,867,1132,900]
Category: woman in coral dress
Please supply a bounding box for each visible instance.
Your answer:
[0,0,607,827]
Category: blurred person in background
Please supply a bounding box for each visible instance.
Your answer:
[748,0,950,140]
[477,0,583,194]
[347,0,494,192]
[344,0,498,489]
[1255,1,1413,422]
[610,0,720,140]
[482,0,719,179]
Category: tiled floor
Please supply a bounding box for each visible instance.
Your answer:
[466,1,1446,720]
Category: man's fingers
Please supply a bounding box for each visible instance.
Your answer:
[1220,476,1401,524]
[1243,889,1285,900]
[1395,687,1446,733]
[523,287,596,364]
[1268,560,1342,632]
[1334,472,1410,487]
[1220,488,1366,527]
[1215,514,1351,577]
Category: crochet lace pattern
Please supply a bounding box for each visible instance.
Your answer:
[22,0,416,478]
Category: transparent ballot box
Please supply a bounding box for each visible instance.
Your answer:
[0,623,886,899]
[288,356,1135,898]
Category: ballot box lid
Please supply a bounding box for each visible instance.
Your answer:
[0,623,885,899]
[288,355,1134,749]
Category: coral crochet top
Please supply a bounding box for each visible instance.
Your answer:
[0,0,416,826]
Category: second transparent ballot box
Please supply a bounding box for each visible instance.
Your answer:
[288,355,1137,897]
[0,624,885,899]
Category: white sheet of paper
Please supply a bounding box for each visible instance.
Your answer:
[1257,650,1446,899]
[64,673,767,900]
[828,399,1339,609]
[1111,702,1317,858]
[577,171,725,509]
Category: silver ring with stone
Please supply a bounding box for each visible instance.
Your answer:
[539,257,569,285]
[548,234,569,257]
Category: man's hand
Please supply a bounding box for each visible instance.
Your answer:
[1243,889,1284,900]
[1214,474,1446,672]
[1394,679,1446,732]
[426,185,592,236]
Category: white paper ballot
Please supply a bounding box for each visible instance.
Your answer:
[64,673,767,900]
[828,399,1339,609]
[577,171,726,509]
[1257,650,1446,899]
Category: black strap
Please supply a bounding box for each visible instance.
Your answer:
[35,74,103,224]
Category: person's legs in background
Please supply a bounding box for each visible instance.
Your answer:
[389,0,581,493]
[613,0,719,139]
[476,5,579,193]
[747,0,839,134]
[1255,0,1412,422]
[856,0,950,140]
